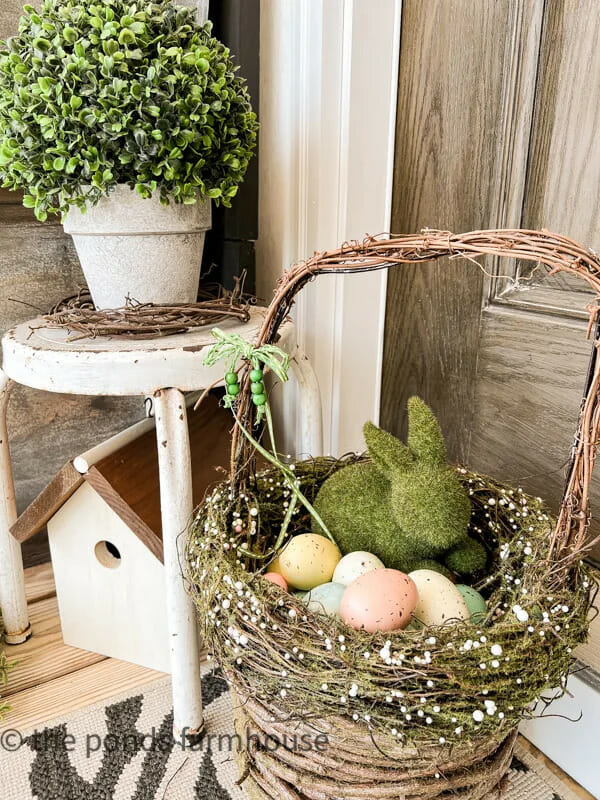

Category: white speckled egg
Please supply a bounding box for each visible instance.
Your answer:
[332,551,385,586]
[304,582,346,618]
[409,569,470,627]
[279,534,342,590]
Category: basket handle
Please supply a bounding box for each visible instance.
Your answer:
[232,229,600,574]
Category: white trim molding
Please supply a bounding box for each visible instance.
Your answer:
[520,665,600,798]
[257,0,402,457]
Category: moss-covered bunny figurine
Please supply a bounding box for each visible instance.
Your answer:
[313,397,487,577]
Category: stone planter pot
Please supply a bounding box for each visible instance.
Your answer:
[63,185,212,309]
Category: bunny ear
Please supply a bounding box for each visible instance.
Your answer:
[364,421,413,475]
[407,397,447,466]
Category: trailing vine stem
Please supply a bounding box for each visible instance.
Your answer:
[231,405,333,552]
[203,328,334,554]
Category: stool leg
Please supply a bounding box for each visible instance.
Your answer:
[0,371,31,645]
[154,388,203,738]
[290,350,324,457]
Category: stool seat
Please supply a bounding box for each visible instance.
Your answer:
[1,307,289,396]
[0,306,321,736]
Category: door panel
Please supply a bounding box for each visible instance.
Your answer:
[469,308,597,536]
[383,3,600,784]
[522,0,600,254]
[384,0,600,561]
[384,0,522,461]
[383,0,544,462]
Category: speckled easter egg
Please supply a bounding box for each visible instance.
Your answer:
[332,551,385,586]
[456,584,487,622]
[263,572,288,591]
[340,569,418,633]
[279,534,342,590]
[304,582,346,618]
[409,569,470,627]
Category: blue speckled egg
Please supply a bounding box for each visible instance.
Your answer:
[304,582,346,618]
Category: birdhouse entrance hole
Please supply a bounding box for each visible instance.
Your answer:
[95,540,122,569]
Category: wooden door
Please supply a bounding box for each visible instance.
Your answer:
[381,1,600,789]
[383,0,600,562]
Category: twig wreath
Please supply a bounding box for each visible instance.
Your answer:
[28,276,251,341]
[187,230,598,800]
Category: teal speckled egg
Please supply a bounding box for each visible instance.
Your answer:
[456,584,487,622]
[304,582,346,618]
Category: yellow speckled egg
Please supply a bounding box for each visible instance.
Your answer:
[279,534,341,590]
[267,554,285,576]
[409,569,470,627]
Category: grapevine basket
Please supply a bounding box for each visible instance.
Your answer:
[187,230,598,800]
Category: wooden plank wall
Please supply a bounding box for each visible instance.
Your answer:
[0,4,143,563]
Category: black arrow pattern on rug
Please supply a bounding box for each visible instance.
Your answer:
[195,750,233,800]
[509,755,530,773]
[131,709,175,800]
[24,671,231,800]
[201,669,230,706]
[132,670,230,798]
[26,695,144,800]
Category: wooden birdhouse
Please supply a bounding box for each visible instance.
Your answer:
[10,394,231,673]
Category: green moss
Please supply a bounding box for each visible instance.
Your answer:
[406,396,447,466]
[0,613,11,720]
[313,462,426,572]
[314,397,487,577]
[445,538,488,575]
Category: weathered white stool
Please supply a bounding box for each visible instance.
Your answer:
[0,307,322,736]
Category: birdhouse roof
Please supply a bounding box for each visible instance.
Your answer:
[10,393,232,564]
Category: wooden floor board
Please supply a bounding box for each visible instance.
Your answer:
[1,658,164,733]
[3,562,162,725]
[24,561,56,604]
[4,594,105,698]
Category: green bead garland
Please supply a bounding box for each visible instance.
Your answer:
[252,393,267,406]
[227,383,240,397]
[250,368,263,382]
[225,372,238,385]
[251,381,265,395]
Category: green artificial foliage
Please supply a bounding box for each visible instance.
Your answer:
[0,612,11,720]
[313,397,487,577]
[0,0,258,221]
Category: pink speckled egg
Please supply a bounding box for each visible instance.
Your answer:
[264,572,288,591]
[341,569,418,633]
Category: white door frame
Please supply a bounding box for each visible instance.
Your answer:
[257,0,402,458]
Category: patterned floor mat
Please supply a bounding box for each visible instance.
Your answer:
[0,666,587,800]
